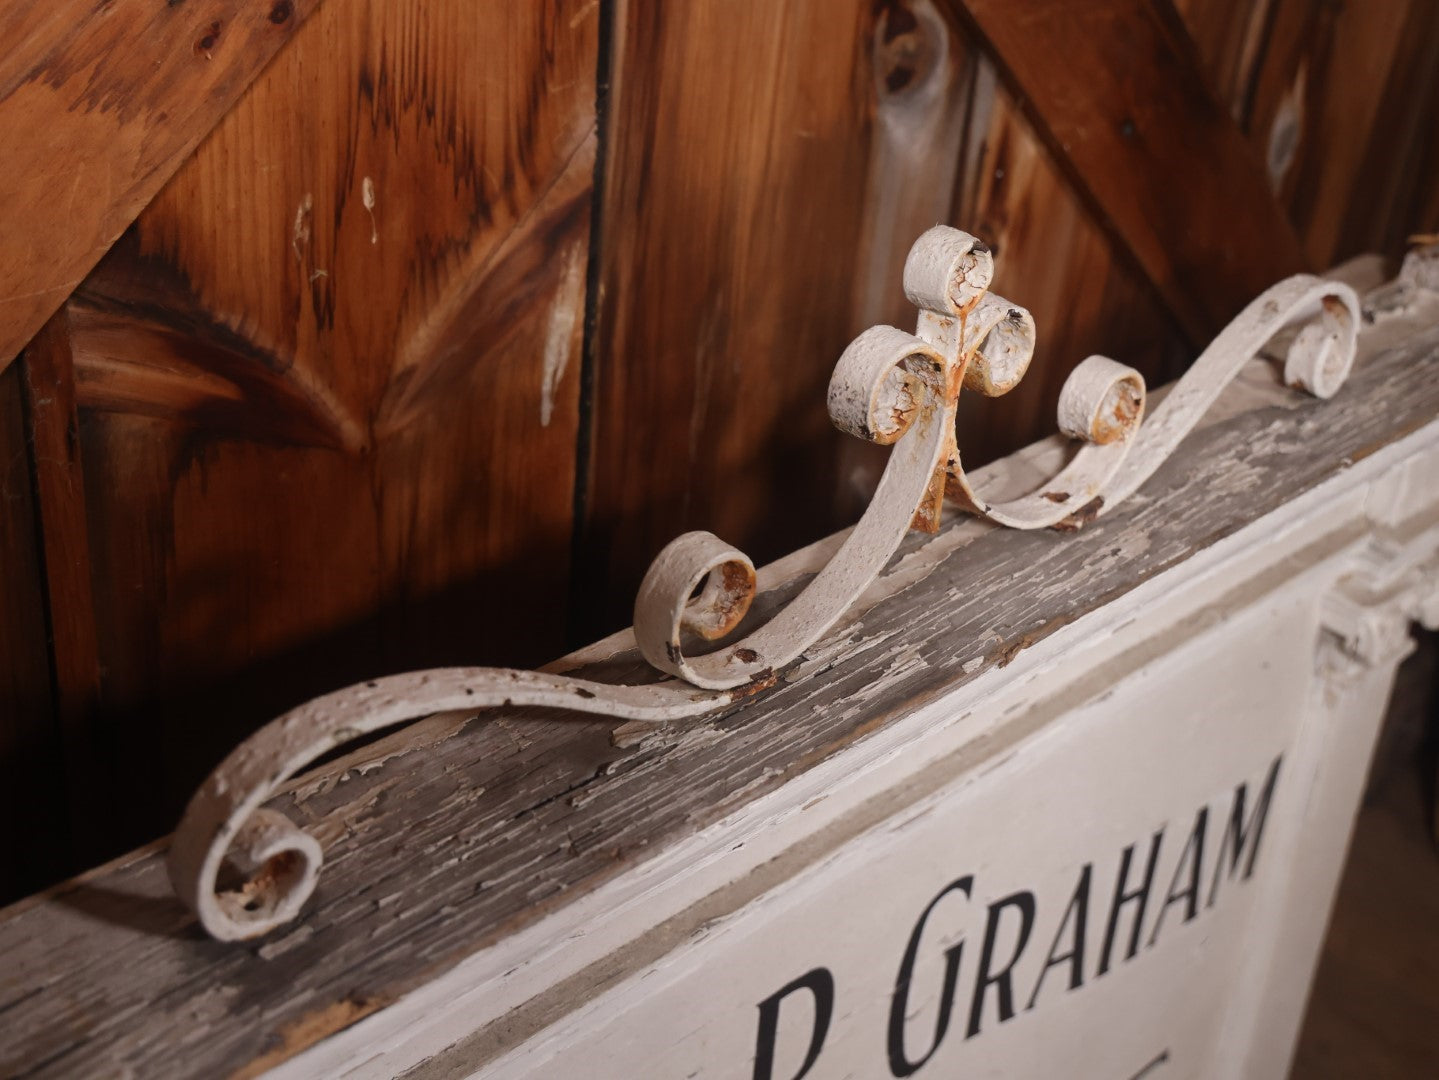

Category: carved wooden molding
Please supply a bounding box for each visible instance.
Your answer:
[169,226,1365,941]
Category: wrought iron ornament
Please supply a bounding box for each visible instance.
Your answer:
[170,226,1361,940]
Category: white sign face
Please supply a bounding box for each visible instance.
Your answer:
[478,589,1337,1080]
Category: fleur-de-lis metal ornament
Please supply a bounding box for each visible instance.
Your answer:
[169,226,1360,940]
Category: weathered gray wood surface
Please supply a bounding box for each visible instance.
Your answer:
[2,315,1437,1078]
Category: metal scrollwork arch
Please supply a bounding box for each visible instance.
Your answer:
[168,225,1360,940]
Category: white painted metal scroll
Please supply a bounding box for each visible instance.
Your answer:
[169,226,1366,942]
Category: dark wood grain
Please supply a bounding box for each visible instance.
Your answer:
[0,0,321,369]
[846,14,1185,499]
[1245,0,1399,266]
[0,363,68,900]
[1172,0,1278,122]
[2,319,1434,1079]
[1332,1,1439,260]
[17,311,107,864]
[851,0,979,333]
[1244,0,1439,267]
[951,74,1186,466]
[1178,0,1439,268]
[579,0,880,638]
[5,0,1437,948]
[952,0,1309,342]
[37,0,599,868]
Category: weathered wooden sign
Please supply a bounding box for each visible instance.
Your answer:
[473,624,1308,1080]
[1,246,1436,1079]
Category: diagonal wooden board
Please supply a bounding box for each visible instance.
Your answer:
[951,0,1309,343]
[0,0,322,370]
[0,266,1435,1077]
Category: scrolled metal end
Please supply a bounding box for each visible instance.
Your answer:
[1283,287,1359,400]
[1057,355,1146,444]
[962,294,1036,397]
[210,810,323,939]
[903,225,994,314]
[171,804,323,942]
[680,556,757,641]
[828,325,942,444]
[634,531,757,678]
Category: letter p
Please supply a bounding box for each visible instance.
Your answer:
[752,967,835,1080]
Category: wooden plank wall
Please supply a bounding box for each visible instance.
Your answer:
[0,365,69,895]
[1175,0,1439,268]
[3,0,601,879]
[1,0,1436,903]
[0,0,320,367]
[956,0,1310,342]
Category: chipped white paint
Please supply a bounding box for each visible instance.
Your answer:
[897,226,1359,530]
[169,226,1368,941]
[1103,272,1358,509]
[1366,239,1439,321]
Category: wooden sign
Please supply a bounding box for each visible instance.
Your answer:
[476,611,1323,1079]
[1,252,1436,1078]
[283,406,1434,1080]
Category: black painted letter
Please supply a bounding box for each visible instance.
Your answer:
[754,968,835,1080]
[1149,807,1207,947]
[966,890,1037,1038]
[1098,829,1164,975]
[1208,755,1282,908]
[888,876,974,1077]
[1027,863,1092,1010]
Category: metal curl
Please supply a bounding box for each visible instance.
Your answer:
[169,670,721,940]
[633,327,950,688]
[168,225,1360,940]
[1101,274,1360,512]
[896,227,1359,532]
